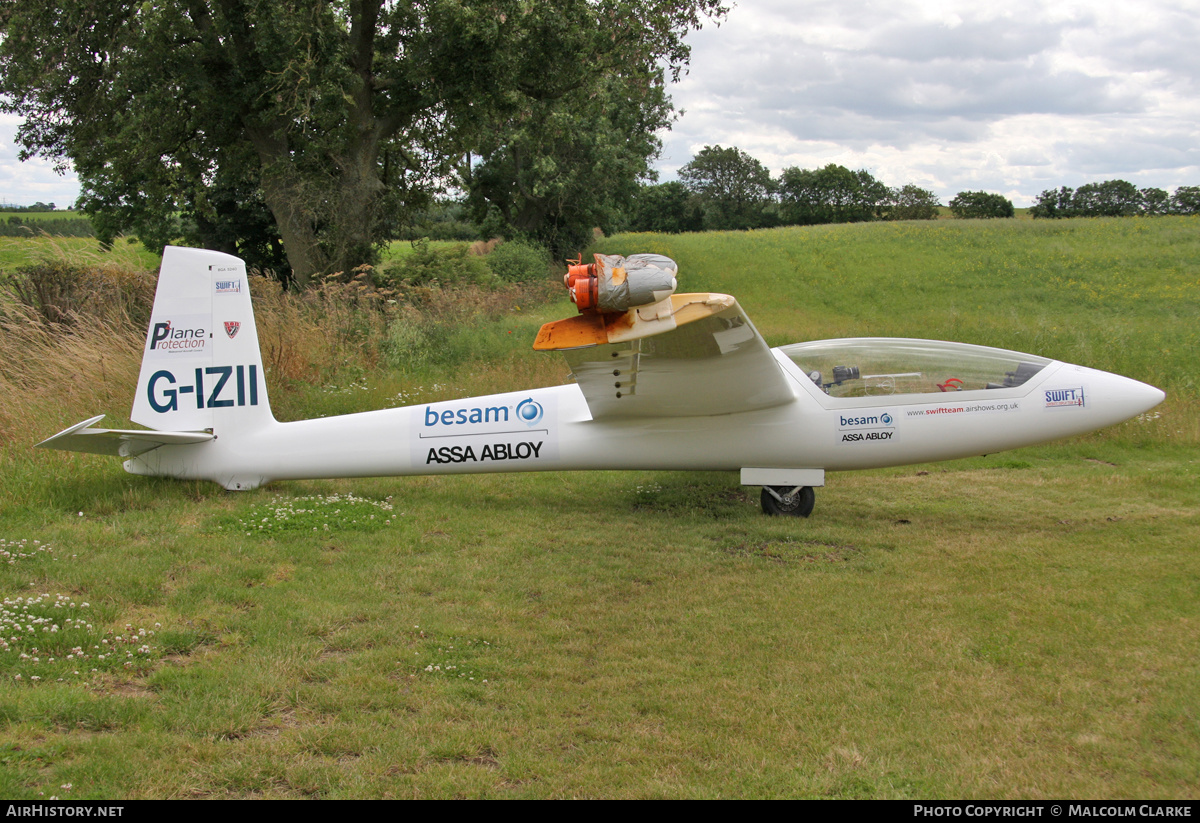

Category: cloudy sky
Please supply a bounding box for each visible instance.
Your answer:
[657,0,1200,205]
[2,0,1197,208]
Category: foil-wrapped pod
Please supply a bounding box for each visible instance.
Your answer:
[565,253,678,313]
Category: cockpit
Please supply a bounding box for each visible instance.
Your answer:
[778,338,1052,398]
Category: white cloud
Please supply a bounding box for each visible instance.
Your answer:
[0,115,80,208]
[659,0,1200,205]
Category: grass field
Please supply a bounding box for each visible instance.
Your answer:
[0,218,1197,798]
[0,234,158,271]
[0,210,87,222]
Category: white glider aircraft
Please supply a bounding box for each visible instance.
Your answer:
[39,246,1165,516]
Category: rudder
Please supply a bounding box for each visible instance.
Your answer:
[131,247,273,434]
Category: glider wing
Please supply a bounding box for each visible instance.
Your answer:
[540,294,796,420]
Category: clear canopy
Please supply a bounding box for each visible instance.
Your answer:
[779,338,1052,398]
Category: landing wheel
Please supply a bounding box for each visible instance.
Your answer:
[760,485,815,517]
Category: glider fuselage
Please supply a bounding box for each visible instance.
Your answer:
[39,246,1165,515]
[123,349,1161,491]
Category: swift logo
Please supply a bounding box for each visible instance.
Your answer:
[215,279,242,294]
[146,365,260,412]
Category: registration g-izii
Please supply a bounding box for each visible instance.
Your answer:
[39,247,1165,517]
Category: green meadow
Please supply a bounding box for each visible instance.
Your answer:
[0,233,158,271]
[0,217,1197,799]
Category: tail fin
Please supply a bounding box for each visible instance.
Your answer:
[131,246,273,434]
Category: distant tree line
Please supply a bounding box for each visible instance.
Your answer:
[0,201,59,212]
[625,146,1200,234]
[626,145,944,233]
[1030,181,1200,218]
[0,215,94,237]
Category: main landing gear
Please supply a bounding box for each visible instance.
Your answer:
[760,485,816,517]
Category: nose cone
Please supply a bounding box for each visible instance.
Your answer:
[1095,371,1166,424]
[1119,375,1165,415]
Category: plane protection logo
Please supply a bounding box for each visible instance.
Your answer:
[146,315,210,359]
[1045,387,1085,409]
[837,409,898,443]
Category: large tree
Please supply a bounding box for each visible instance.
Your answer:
[1072,180,1143,217]
[627,181,704,233]
[776,164,887,225]
[0,0,725,285]
[678,145,773,231]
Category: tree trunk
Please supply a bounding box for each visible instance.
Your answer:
[243,125,326,287]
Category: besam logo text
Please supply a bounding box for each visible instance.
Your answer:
[425,405,510,426]
[423,397,546,428]
[838,411,897,429]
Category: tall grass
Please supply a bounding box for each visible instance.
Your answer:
[0,235,159,272]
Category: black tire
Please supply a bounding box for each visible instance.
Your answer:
[760,485,815,517]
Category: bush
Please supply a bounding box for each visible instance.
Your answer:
[777,165,888,225]
[882,185,940,221]
[1030,186,1074,219]
[949,191,1015,219]
[378,240,498,289]
[2,260,155,326]
[627,182,705,233]
[1072,180,1142,216]
[485,240,552,283]
[393,201,482,242]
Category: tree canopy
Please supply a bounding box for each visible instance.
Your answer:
[0,0,726,284]
[678,145,773,230]
[777,164,887,225]
[948,191,1014,219]
[1030,180,1200,218]
[627,181,704,234]
[462,67,673,257]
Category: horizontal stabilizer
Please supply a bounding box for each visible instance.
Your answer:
[36,415,214,457]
